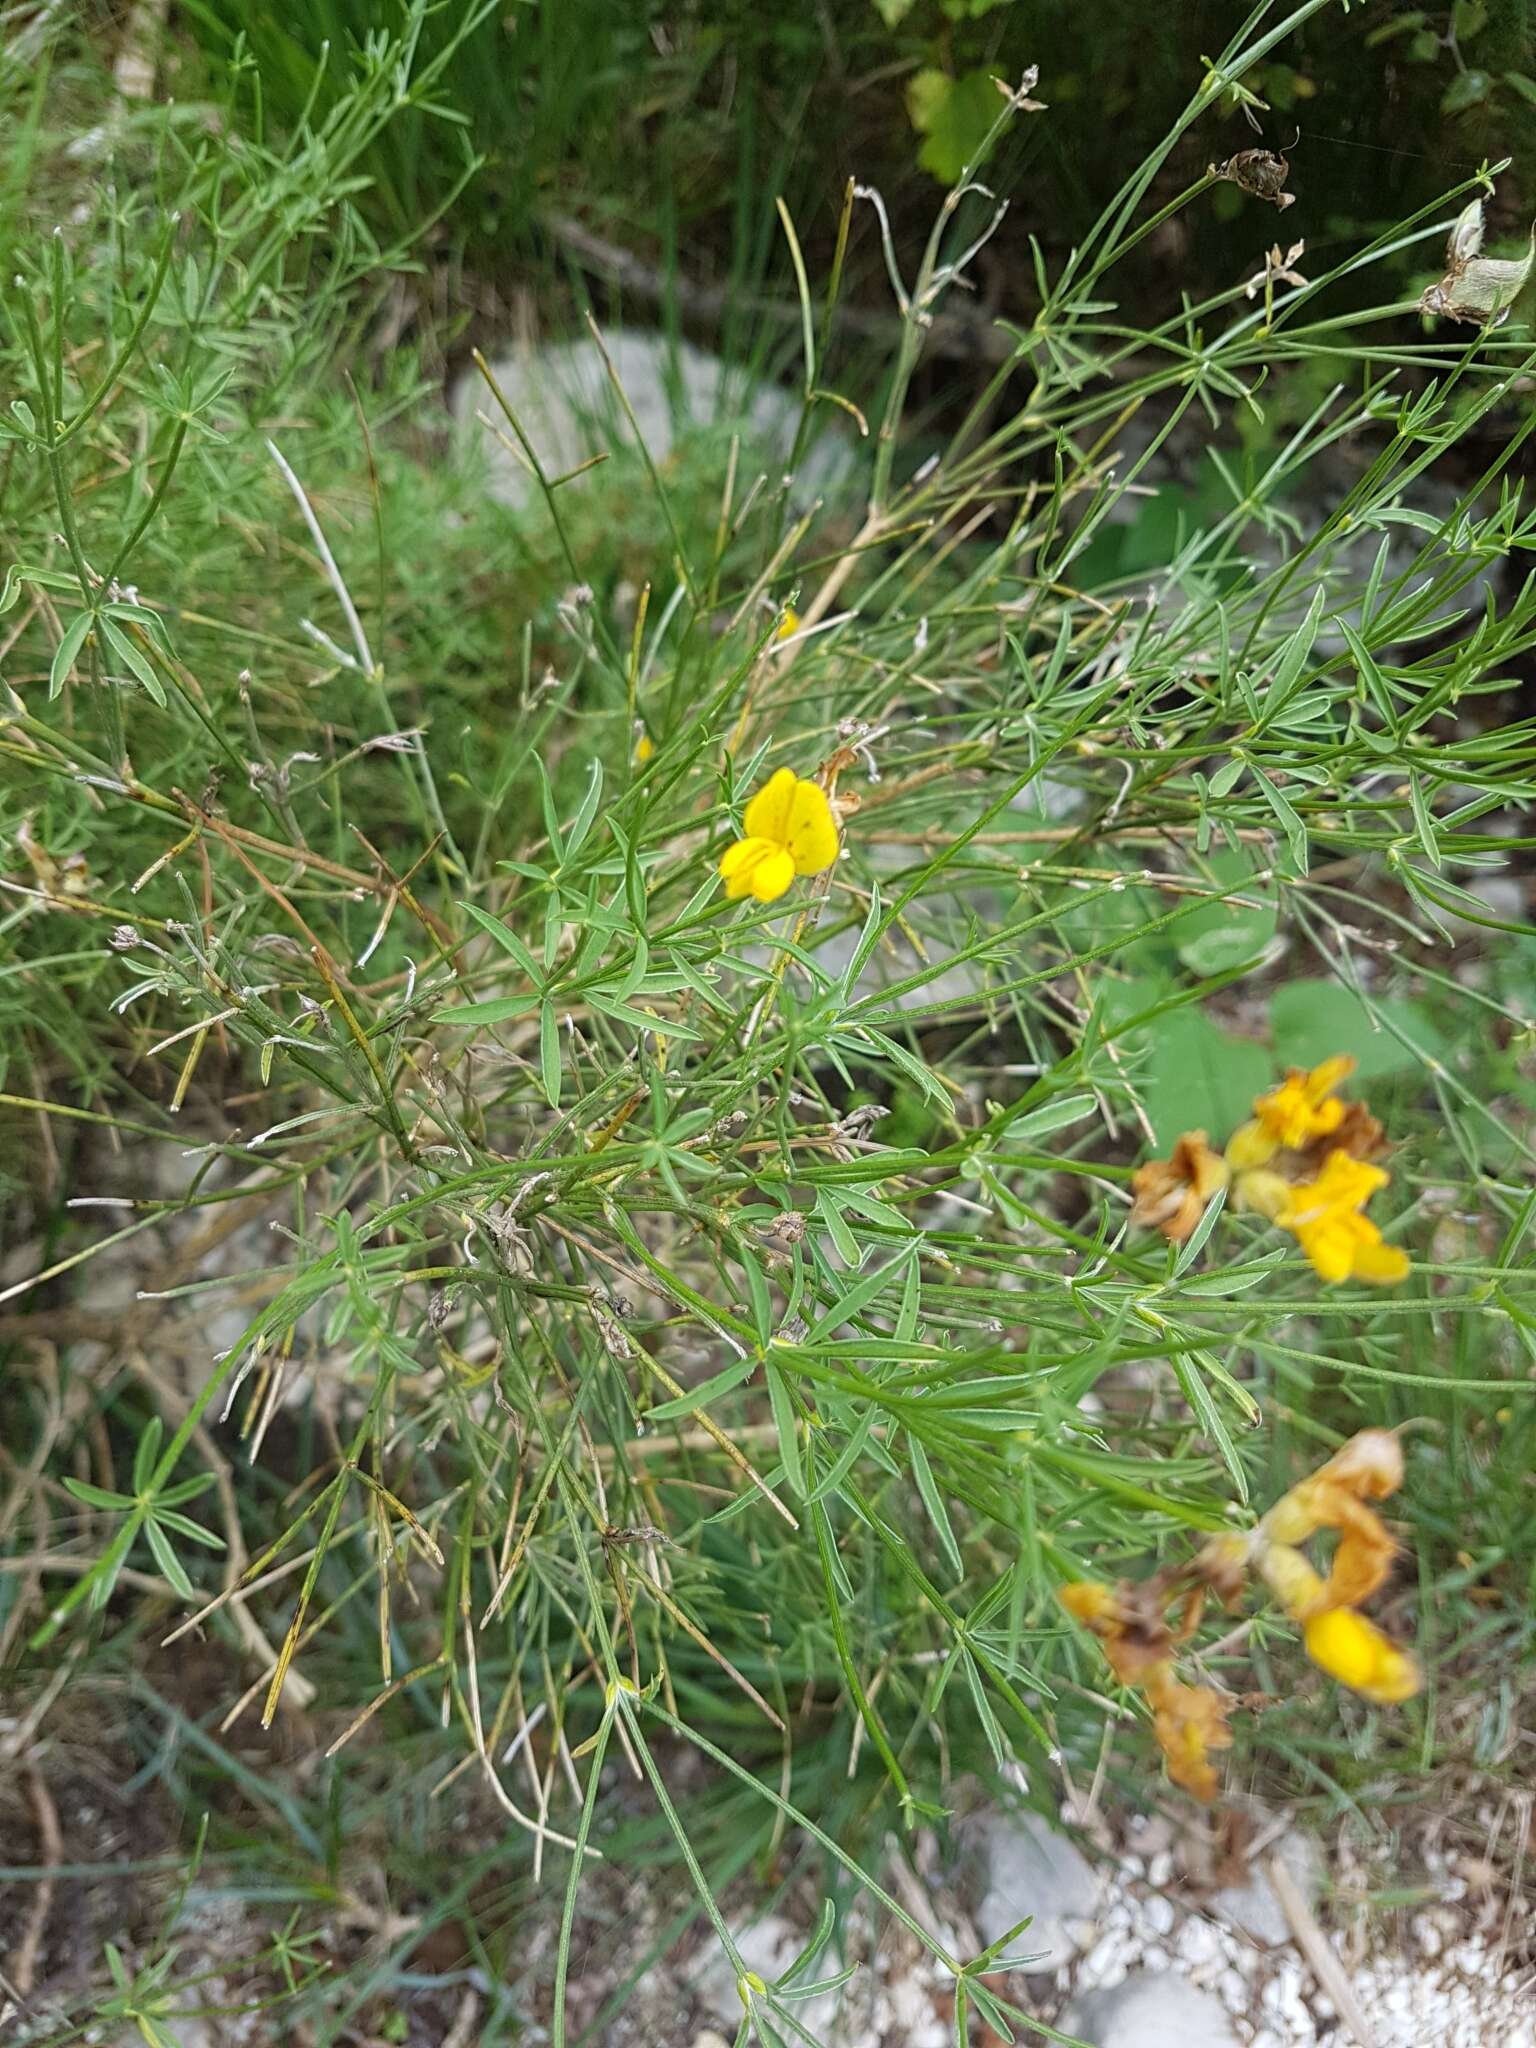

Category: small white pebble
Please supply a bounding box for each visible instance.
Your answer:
[1144,1895,1175,1936]
[1218,1967,1249,2007]
[1175,1917,1221,1967]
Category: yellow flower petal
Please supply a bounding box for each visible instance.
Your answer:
[783,778,839,876]
[1253,1054,1357,1149]
[742,766,798,843]
[720,837,777,899]
[1224,1118,1279,1171]
[1303,1607,1421,1703]
[745,847,795,901]
[1350,1237,1411,1286]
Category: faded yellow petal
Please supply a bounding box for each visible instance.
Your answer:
[1256,1540,1330,1621]
[1224,1118,1279,1171]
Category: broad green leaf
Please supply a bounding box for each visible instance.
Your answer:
[905,68,1005,184]
[1139,1010,1272,1151]
[1441,68,1491,114]
[1269,979,1446,1080]
[1173,851,1277,976]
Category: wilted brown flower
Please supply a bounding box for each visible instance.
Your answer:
[1059,1579,1232,1800]
[1208,147,1296,210]
[1130,1131,1230,1243]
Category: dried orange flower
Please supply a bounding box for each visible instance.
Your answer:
[1130,1131,1230,1243]
[1059,1579,1232,1801]
[1063,1432,1420,1802]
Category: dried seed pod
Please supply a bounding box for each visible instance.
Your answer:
[1419,198,1535,326]
[1209,147,1296,210]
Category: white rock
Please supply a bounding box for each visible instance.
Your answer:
[691,1915,840,2040]
[970,1809,1102,1969]
[454,331,849,511]
[1210,1829,1322,1946]
[1144,1894,1176,1936]
[1174,1916,1222,1968]
[1064,1971,1240,2048]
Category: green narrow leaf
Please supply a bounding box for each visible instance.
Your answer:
[565,758,604,858]
[645,1350,759,1422]
[49,609,94,698]
[906,1430,962,1579]
[133,1415,164,1494]
[814,1188,863,1267]
[1250,763,1308,872]
[1408,773,1443,871]
[460,901,543,982]
[805,1246,916,1343]
[539,1000,561,1108]
[1264,585,1324,717]
[739,1243,774,1344]
[63,1476,134,1510]
[766,1362,805,1498]
[99,618,168,706]
[144,1517,195,1597]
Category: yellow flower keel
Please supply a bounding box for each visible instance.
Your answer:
[1303,1608,1421,1704]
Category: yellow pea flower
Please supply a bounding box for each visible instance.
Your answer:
[634,729,655,765]
[776,607,801,641]
[1303,1607,1421,1704]
[718,767,839,904]
[1252,1054,1356,1150]
[1277,1150,1409,1286]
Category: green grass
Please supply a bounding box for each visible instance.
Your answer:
[2,3,1535,2043]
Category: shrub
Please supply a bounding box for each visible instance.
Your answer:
[3,3,1534,2040]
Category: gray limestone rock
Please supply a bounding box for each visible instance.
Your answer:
[453,331,850,511]
[1065,1970,1240,2048]
[970,1808,1102,1969]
